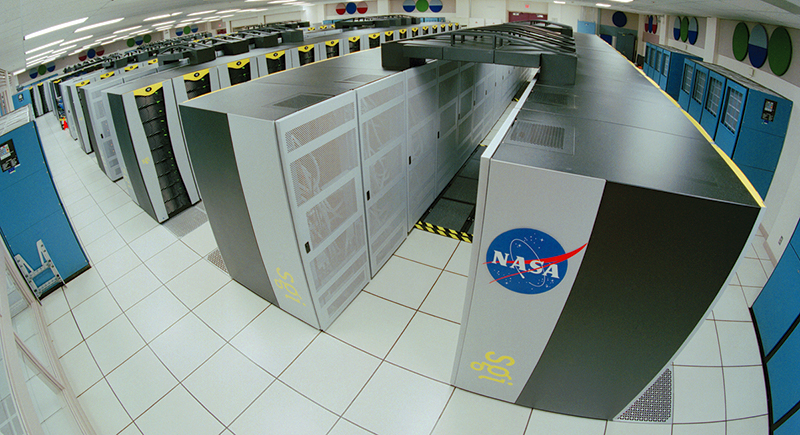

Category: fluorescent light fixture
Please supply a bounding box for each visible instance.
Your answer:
[59,35,92,46]
[12,69,25,75]
[144,14,171,21]
[611,0,632,2]
[180,19,199,23]
[24,39,65,54]
[218,9,240,13]
[203,16,221,20]
[26,49,53,59]
[188,10,216,16]
[53,44,76,53]
[75,18,124,33]
[267,0,294,3]
[114,26,142,34]
[24,17,88,40]
[155,27,172,32]
[171,12,183,16]
[554,1,565,3]
[218,15,234,19]
[151,21,175,27]
[68,48,83,55]
[596,2,611,6]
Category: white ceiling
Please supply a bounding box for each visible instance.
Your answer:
[2,0,798,76]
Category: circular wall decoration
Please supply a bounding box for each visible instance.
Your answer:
[673,17,681,40]
[87,48,96,59]
[687,17,698,44]
[769,26,792,76]
[612,11,627,27]
[748,24,769,68]
[191,25,199,33]
[680,16,689,42]
[345,2,357,14]
[29,69,38,79]
[46,62,55,73]
[645,16,651,33]
[429,0,442,13]
[402,0,415,12]
[416,0,429,12]
[183,26,192,35]
[356,1,368,13]
[95,46,104,56]
[37,65,46,76]
[175,28,184,36]
[651,15,657,34]
[78,53,87,61]
[732,22,749,61]
[135,36,144,46]
[127,38,135,47]
[336,3,347,14]
[143,34,152,43]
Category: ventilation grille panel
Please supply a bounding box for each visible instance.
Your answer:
[284,102,354,153]
[306,178,359,248]
[407,67,437,93]
[274,93,331,110]
[505,121,574,155]
[290,129,359,208]
[360,81,404,115]
[338,74,386,84]
[530,90,572,107]
[617,368,673,423]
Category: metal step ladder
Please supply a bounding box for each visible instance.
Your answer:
[14,240,65,298]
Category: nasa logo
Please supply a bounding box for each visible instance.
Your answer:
[485,228,586,294]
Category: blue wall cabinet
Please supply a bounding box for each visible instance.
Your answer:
[0,107,89,297]
[754,219,800,432]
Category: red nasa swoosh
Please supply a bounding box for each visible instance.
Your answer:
[484,243,587,283]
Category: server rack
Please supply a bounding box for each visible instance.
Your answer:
[454,33,764,421]
[715,72,792,198]
[643,43,701,101]
[179,48,526,329]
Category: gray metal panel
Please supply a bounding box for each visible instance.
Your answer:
[178,106,279,306]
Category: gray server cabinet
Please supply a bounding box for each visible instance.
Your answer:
[181,82,370,329]
[453,33,764,421]
[405,61,439,231]
[106,76,201,222]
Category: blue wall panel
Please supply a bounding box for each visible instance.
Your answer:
[767,323,800,423]
[753,247,800,355]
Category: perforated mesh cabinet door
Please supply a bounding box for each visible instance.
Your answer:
[356,74,408,276]
[275,91,369,328]
[405,62,439,231]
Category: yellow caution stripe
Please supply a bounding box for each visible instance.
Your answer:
[415,221,473,243]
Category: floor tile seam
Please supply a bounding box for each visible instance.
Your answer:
[223,377,281,431]
[360,288,428,313]
[326,416,380,435]
[427,386,457,435]
[518,407,535,435]
[716,318,729,424]
[163,273,232,312]
[672,363,763,369]
[724,413,769,423]
[381,357,455,388]
[390,253,447,272]
[334,359,391,428]
[415,267,447,313]
[711,317,754,324]
[139,248,204,294]
[271,376,351,420]
[273,329,324,379]
[83,229,127,263]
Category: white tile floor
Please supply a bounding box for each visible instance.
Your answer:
[34,112,774,435]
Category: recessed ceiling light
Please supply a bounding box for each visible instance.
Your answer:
[12,69,25,75]
[151,21,175,27]
[188,10,216,16]
[53,44,76,53]
[218,9,240,13]
[203,16,221,20]
[144,14,171,21]
[113,26,142,34]
[596,3,611,6]
[59,35,93,46]
[24,17,89,40]
[26,50,53,62]
[218,15,234,18]
[75,18,125,33]
[25,39,65,54]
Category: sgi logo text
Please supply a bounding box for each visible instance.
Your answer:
[485,228,586,294]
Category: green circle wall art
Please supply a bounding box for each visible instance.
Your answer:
[732,22,749,61]
[680,16,689,42]
[769,26,792,76]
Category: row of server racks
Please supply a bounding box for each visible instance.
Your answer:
[676,58,792,198]
[179,48,527,329]
[643,42,701,100]
[56,22,442,223]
